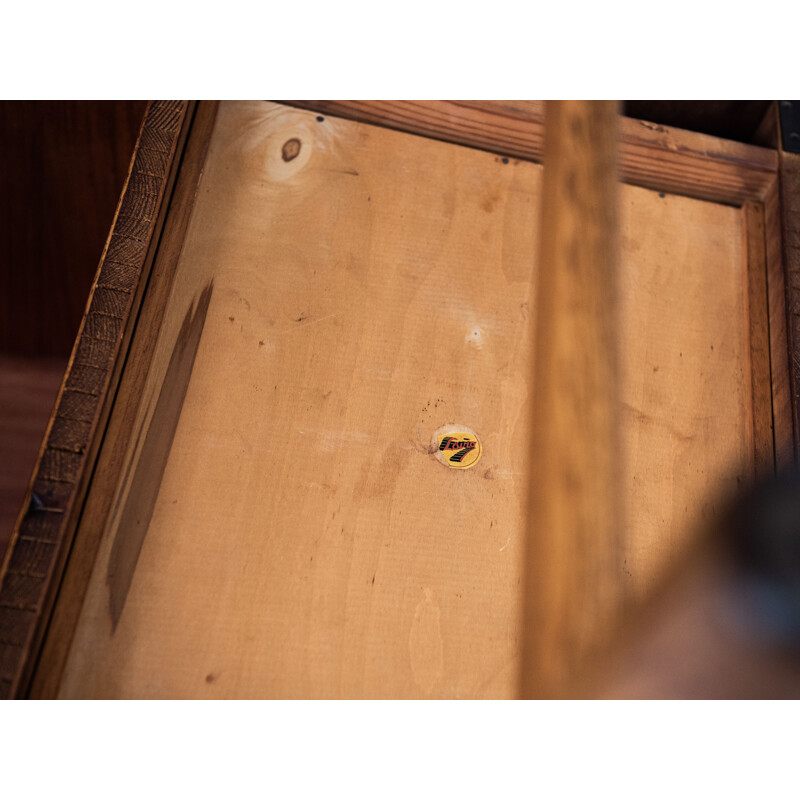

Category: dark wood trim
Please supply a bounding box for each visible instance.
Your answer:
[0,101,194,699]
[764,176,795,468]
[778,148,800,460]
[285,100,778,206]
[26,102,220,699]
[743,202,779,479]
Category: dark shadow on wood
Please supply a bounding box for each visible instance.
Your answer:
[106,281,213,631]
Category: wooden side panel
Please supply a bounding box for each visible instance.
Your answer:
[27,103,220,700]
[54,102,759,699]
[779,151,800,459]
[744,203,780,479]
[0,101,192,699]
[765,179,794,467]
[57,101,539,699]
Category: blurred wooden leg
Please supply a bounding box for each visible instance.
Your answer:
[520,100,623,699]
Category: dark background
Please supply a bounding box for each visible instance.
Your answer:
[0,99,776,560]
[0,101,148,557]
[1,101,148,357]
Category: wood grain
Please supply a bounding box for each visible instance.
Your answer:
[49,102,762,699]
[778,150,800,460]
[28,102,220,700]
[286,100,777,206]
[743,203,779,479]
[0,100,192,699]
[764,177,794,467]
[519,101,623,698]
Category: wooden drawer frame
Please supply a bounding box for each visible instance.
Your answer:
[1,99,798,699]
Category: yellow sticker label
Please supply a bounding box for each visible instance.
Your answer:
[435,431,482,470]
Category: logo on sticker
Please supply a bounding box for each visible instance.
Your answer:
[436,432,482,469]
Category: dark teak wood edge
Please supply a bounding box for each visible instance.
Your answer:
[26,101,220,700]
[778,151,800,457]
[0,100,194,699]
[765,177,795,469]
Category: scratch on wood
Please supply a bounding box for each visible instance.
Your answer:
[290,313,337,330]
[106,281,213,631]
[408,587,444,695]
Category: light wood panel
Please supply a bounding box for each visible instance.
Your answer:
[764,177,794,467]
[779,150,800,458]
[27,103,221,702]
[54,101,762,698]
[743,202,777,480]
[618,185,752,598]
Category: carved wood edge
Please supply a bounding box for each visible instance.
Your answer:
[26,102,220,700]
[778,149,800,459]
[0,100,193,699]
[283,100,777,206]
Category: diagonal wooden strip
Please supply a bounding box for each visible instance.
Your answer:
[778,149,800,461]
[0,100,193,700]
[28,101,221,700]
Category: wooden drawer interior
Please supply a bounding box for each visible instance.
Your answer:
[39,101,779,698]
